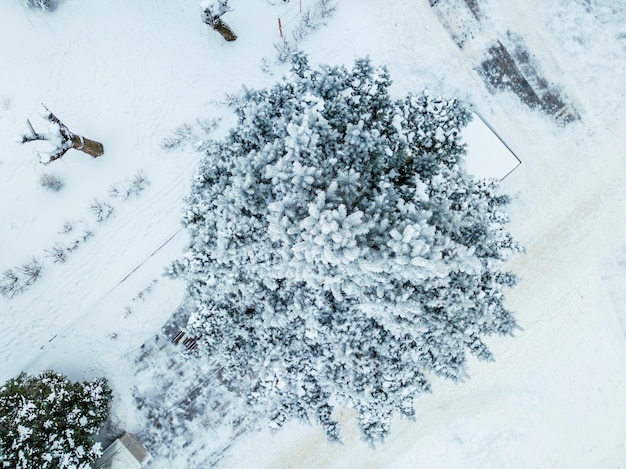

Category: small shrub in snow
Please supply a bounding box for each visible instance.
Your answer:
[161,122,193,150]
[0,269,21,299]
[58,220,73,234]
[108,183,121,198]
[17,257,42,287]
[44,244,67,264]
[131,279,157,302]
[274,38,296,63]
[39,173,64,192]
[124,170,150,199]
[66,239,81,252]
[0,259,43,298]
[161,119,219,150]
[223,92,240,107]
[0,97,10,111]
[195,117,218,134]
[89,199,114,222]
[293,11,319,41]
[291,0,338,43]
[0,371,112,469]
[110,170,151,198]
[260,56,273,74]
[25,0,58,11]
[317,0,337,18]
[80,228,94,242]
[161,137,182,150]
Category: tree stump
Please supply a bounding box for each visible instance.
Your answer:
[20,106,104,164]
[213,19,237,42]
[71,135,104,158]
[201,3,237,42]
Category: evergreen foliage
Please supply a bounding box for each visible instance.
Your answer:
[172,54,521,443]
[0,371,112,469]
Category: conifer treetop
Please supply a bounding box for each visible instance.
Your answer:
[173,54,521,444]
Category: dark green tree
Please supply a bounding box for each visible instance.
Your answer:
[0,371,112,469]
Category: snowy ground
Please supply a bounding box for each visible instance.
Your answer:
[1,0,626,467]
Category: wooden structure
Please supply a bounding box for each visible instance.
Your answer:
[95,432,150,469]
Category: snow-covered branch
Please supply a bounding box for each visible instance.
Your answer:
[19,105,104,164]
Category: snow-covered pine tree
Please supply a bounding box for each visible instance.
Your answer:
[170,54,522,444]
[0,371,112,469]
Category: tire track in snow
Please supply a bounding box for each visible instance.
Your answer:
[13,226,186,376]
[0,161,194,379]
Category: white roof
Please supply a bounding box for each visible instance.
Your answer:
[97,432,150,469]
[462,113,521,180]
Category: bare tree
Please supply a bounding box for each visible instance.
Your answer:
[0,269,21,299]
[19,105,104,164]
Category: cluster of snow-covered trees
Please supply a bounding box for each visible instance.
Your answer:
[0,371,111,468]
[171,54,521,443]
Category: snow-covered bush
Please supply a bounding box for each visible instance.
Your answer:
[45,244,67,263]
[0,258,43,298]
[172,54,521,443]
[0,269,21,298]
[110,170,150,200]
[89,199,114,223]
[123,170,149,199]
[0,371,112,469]
[292,0,337,41]
[39,173,64,192]
[270,0,338,64]
[161,119,219,150]
[160,123,193,150]
[80,227,94,241]
[273,38,296,63]
[25,0,58,11]
[58,221,73,234]
[17,257,43,288]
